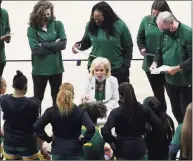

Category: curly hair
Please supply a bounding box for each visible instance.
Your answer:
[29,0,56,28]
[56,90,74,116]
[79,102,107,124]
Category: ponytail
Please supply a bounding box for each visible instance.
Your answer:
[56,90,74,116]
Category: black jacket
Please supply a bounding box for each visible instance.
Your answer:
[34,104,95,156]
[0,94,40,147]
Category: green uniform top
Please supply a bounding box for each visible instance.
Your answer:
[154,23,192,87]
[137,15,159,72]
[79,20,133,70]
[81,125,105,160]
[27,20,66,75]
[171,124,182,145]
[0,8,11,64]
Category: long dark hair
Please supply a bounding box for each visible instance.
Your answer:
[151,0,177,20]
[119,82,138,118]
[143,96,174,133]
[88,1,120,38]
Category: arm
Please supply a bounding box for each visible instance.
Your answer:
[101,111,116,144]
[153,31,164,66]
[82,77,96,103]
[4,9,11,43]
[137,17,146,51]
[105,78,119,110]
[179,34,192,70]
[33,108,53,143]
[147,108,162,134]
[41,21,67,52]
[169,124,182,160]
[121,22,133,68]
[27,27,55,56]
[76,22,91,51]
[80,111,95,144]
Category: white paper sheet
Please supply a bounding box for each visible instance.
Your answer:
[73,47,96,58]
[0,33,14,39]
[150,65,170,74]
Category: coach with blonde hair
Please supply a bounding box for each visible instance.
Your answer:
[82,57,119,117]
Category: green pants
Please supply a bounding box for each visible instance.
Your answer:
[2,144,40,160]
[51,155,83,160]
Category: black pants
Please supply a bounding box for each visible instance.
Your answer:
[166,83,192,124]
[0,62,6,76]
[32,73,62,114]
[145,72,167,112]
[111,63,130,84]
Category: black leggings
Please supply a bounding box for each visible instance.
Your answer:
[145,72,167,112]
[166,83,192,124]
[32,73,62,114]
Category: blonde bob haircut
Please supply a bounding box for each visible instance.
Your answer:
[89,57,111,79]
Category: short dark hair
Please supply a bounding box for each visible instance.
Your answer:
[13,70,27,90]
[79,102,107,124]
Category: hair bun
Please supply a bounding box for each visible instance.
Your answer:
[16,70,23,77]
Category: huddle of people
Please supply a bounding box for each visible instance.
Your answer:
[0,68,192,160]
[0,0,192,160]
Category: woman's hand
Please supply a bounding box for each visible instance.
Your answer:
[81,95,90,102]
[0,128,4,136]
[140,48,146,56]
[72,43,80,54]
[149,62,158,72]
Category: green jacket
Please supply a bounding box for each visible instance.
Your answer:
[81,125,105,160]
[137,15,160,72]
[154,23,192,87]
[27,20,67,75]
[0,8,11,64]
[78,20,133,70]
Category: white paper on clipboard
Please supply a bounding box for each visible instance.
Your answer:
[1,33,14,39]
[73,47,96,58]
[150,65,170,74]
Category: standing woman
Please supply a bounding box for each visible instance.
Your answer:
[0,0,11,76]
[137,0,175,112]
[72,1,133,84]
[34,89,95,160]
[101,83,162,160]
[27,0,67,114]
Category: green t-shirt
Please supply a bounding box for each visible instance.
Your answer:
[27,20,66,75]
[0,8,11,64]
[171,124,182,145]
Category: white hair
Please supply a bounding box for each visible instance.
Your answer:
[156,11,175,24]
[89,57,111,79]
